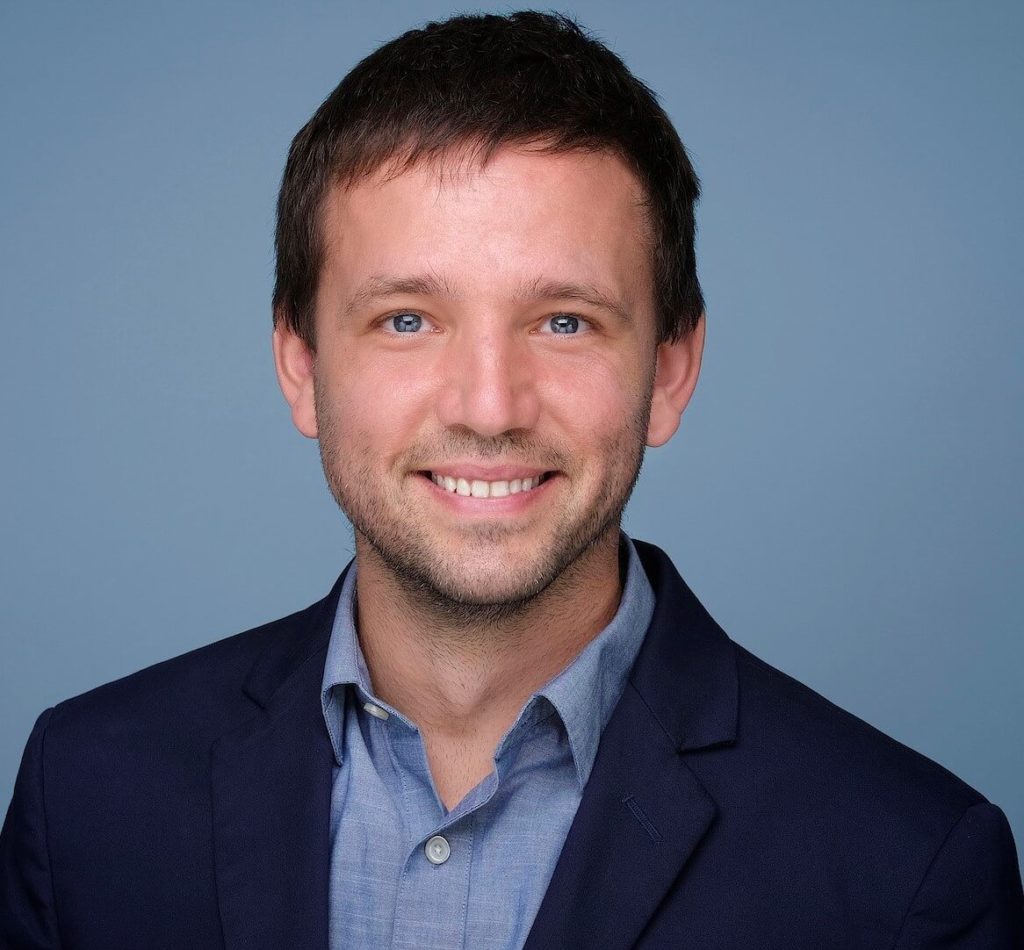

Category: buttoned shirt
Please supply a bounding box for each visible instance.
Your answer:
[321,536,656,950]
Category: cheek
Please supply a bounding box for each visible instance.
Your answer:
[322,334,414,402]
[317,358,436,463]
[538,350,647,426]
[355,344,441,397]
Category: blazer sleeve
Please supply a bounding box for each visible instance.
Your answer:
[0,708,63,949]
[893,801,1024,948]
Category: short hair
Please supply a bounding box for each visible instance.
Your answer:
[272,11,704,347]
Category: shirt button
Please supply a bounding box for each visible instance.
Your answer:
[362,701,390,721]
[424,835,451,865]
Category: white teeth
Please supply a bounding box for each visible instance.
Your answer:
[428,472,547,498]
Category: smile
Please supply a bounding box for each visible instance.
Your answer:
[425,472,554,499]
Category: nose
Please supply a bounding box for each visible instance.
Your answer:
[435,324,540,437]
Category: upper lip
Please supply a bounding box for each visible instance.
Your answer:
[420,464,554,481]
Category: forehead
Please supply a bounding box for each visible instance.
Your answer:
[317,145,654,313]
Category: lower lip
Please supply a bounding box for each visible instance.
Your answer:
[417,473,558,515]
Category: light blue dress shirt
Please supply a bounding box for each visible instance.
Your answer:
[321,536,656,950]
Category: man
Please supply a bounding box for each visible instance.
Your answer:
[1,10,1021,949]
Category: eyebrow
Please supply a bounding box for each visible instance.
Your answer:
[343,273,631,325]
[514,278,633,326]
[343,274,459,318]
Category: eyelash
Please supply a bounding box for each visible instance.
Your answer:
[377,311,592,335]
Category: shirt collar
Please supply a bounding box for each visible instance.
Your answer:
[531,535,655,787]
[320,535,656,786]
[320,563,374,765]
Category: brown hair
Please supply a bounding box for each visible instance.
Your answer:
[273,11,704,347]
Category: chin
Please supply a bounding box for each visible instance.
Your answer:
[415,557,557,607]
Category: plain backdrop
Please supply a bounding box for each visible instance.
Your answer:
[2,1,1021,849]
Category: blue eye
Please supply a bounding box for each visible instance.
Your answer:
[549,314,580,334]
[390,313,422,333]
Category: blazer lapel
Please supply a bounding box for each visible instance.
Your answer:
[210,577,344,950]
[525,542,739,950]
[524,688,717,950]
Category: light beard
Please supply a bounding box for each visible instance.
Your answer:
[355,518,621,630]
[314,381,653,628]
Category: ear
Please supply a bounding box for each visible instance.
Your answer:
[272,323,318,439]
[647,313,705,447]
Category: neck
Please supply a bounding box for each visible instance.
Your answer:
[352,527,624,740]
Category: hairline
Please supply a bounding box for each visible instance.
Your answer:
[292,135,662,351]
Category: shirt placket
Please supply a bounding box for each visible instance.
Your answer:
[383,711,477,950]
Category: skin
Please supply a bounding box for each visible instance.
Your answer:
[274,145,705,807]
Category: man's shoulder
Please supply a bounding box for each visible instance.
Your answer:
[40,580,340,755]
[726,639,985,833]
[633,540,986,827]
[614,543,1023,944]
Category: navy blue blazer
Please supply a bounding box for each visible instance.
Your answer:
[2,541,1022,948]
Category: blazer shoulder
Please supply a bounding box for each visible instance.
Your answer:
[730,642,986,824]
[43,580,340,750]
[631,540,986,825]
[703,644,1024,941]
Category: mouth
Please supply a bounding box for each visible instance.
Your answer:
[419,470,557,499]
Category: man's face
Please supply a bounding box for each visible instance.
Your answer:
[276,146,701,610]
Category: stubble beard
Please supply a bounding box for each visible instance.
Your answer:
[314,377,653,627]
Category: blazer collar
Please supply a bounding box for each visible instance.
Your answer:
[240,567,349,709]
[524,540,739,950]
[628,539,739,752]
[211,569,347,950]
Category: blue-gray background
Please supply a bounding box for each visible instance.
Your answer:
[2,1,1021,847]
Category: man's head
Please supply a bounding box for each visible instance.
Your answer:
[272,11,703,351]
[272,12,705,619]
